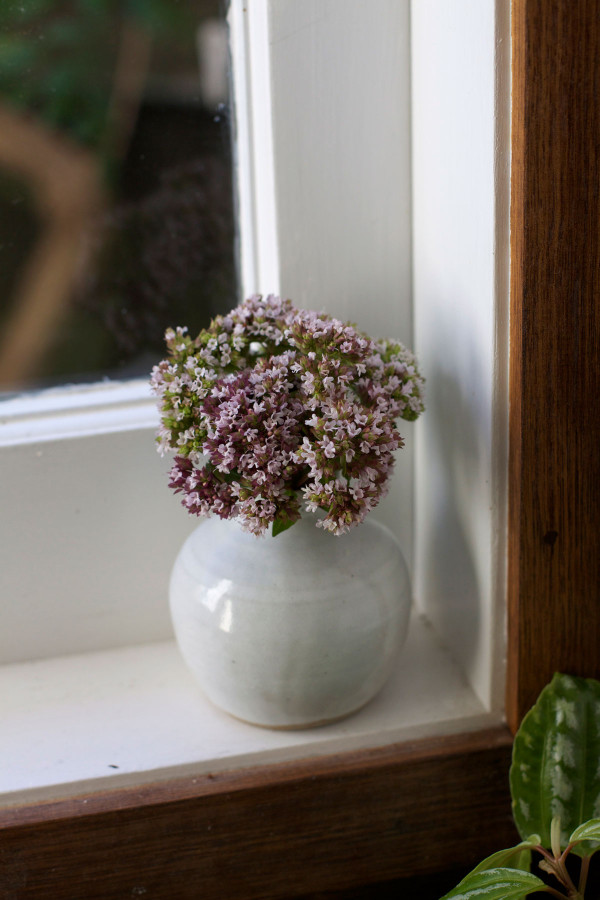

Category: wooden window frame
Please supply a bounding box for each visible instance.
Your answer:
[2,2,598,896]
[506,0,600,730]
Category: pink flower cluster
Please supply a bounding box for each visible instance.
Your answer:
[150,295,424,536]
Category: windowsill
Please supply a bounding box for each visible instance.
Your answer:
[0,612,501,808]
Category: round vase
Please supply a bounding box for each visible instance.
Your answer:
[169,514,411,729]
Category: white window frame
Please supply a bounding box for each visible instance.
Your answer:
[0,0,509,802]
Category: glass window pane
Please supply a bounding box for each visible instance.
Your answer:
[0,0,236,394]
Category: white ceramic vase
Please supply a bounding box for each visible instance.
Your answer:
[169,514,411,729]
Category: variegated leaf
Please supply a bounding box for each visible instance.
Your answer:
[440,867,545,900]
[569,817,600,853]
[467,835,540,877]
[510,672,600,856]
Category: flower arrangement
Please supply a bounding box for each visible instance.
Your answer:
[151,294,424,536]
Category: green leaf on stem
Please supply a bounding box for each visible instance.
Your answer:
[510,672,600,856]
[569,817,600,854]
[272,514,297,537]
[467,836,541,877]
[440,867,546,900]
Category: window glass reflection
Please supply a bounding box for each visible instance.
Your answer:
[0,0,236,393]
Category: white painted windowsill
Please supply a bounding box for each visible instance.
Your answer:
[0,612,501,808]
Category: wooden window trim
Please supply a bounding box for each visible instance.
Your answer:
[0,728,514,899]
[2,2,598,896]
[507,0,600,729]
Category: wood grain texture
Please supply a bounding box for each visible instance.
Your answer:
[507,0,600,731]
[0,728,515,900]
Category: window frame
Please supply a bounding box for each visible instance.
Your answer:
[506,0,600,730]
[0,0,416,667]
[2,1,598,895]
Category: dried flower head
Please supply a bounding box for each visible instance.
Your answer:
[151,294,424,536]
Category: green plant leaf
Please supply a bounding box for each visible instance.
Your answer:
[510,672,600,856]
[468,835,541,877]
[569,817,600,853]
[440,867,546,900]
[272,514,296,537]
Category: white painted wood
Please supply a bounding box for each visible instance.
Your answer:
[230,0,415,558]
[0,380,155,445]
[228,0,257,295]
[229,0,281,295]
[411,0,510,712]
[0,380,194,663]
[0,427,195,663]
[0,615,497,806]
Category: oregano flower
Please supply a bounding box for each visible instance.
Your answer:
[151,294,425,536]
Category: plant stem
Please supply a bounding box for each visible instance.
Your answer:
[537,846,580,898]
[542,887,570,900]
[578,855,591,896]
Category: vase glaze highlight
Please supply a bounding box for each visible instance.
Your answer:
[169,514,411,729]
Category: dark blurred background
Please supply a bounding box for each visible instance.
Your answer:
[0,0,236,393]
